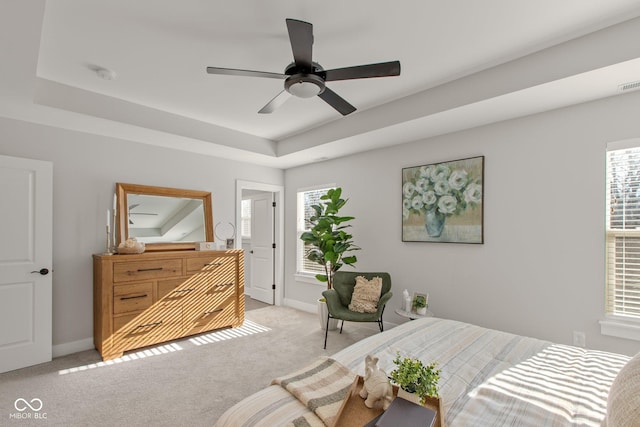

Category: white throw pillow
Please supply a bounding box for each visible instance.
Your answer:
[348,276,382,313]
[603,351,640,427]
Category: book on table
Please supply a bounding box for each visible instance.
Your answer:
[372,397,437,427]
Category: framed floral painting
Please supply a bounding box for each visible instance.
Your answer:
[402,156,484,243]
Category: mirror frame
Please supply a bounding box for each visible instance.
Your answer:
[116,182,213,251]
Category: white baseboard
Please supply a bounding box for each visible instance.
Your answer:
[53,337,94,358]
[283,298,317,314]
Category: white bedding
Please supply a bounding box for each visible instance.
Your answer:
[215,317,630,427]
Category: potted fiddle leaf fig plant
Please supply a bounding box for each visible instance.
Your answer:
[299,187,360,329]
[299,187,360,290]
[389,352,441,405]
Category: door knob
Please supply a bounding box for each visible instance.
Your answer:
[30,268,50,275]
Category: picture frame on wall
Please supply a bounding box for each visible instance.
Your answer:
[402,156,484,244]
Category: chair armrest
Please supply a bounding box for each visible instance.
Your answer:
[376,291,393,315]
[322,289,343,314]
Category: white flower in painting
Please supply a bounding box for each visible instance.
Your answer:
[403,182,416,199]
[415,178,430,193]
[438,195,457,214]
[463,183,482,204]
[430,164,450,182]
[405,160,482,220]
[433,180,450,196]
[418,165,435,179]
[422,190,437,208]
[411,195,424,211]
[449,169,468,191]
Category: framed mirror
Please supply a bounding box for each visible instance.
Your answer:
[116,183,213,251]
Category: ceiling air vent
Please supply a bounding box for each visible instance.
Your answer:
[618,80,640,93]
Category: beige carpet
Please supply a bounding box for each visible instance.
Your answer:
[0,299,381,426]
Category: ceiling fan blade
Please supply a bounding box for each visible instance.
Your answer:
[324,60,401,81]
[286,19,313,69]
[318,87,356,116]
[206,66,285,80]
[258,90,292,114]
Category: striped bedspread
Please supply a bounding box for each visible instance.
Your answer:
[215,317,630,427]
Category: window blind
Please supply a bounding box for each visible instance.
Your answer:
[606,146,640,318]
[241,199,251,238]
[297,187,333,275]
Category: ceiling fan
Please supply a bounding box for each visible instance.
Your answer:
[206,19,401,116]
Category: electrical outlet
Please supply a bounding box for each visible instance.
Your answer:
[573,331,586,348]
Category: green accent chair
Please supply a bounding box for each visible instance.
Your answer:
[322,271,393,349]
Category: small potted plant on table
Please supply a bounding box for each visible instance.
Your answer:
[389,352,440,405]
[413,294,428,315]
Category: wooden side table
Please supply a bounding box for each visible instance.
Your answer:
[395,308,434,320]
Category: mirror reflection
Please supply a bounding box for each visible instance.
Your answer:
[116,182,213,251]
[127,194,206,243]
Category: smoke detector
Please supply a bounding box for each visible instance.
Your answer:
[95,67,116,81]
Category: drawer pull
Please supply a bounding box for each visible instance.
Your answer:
[171,288,195,294]
[205,262,223,267]
[216,283,235,287]
[136,267,163,272]
[136,321,163,329]
[120,294,148,300]
[205,308,223,315]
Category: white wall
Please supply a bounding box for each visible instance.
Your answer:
[284,90,640,356]
[0,116,283,355]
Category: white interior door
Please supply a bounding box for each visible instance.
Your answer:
[0,155,53,373]
[249,193,275,304]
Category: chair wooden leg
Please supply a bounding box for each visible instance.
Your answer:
[378,305,386,332]
[324,312,330,349]
[340,320,344,334]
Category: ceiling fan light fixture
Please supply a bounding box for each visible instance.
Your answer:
[285,74,325,98]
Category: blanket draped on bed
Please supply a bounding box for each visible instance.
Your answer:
[271,357,355,427]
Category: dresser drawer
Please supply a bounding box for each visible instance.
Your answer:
[114,305,183,353]
[185,294,238,334]
[186,254,237,274]
[157,277,194,300]
[113,282,153,314]
[113,258,182,283]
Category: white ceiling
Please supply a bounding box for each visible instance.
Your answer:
[3,1,640,168]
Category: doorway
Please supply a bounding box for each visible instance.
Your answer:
[236,181,283,306]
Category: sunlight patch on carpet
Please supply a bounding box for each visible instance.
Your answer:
[57,321,270,375]
[58,343,183,375]
[189,319,271,346]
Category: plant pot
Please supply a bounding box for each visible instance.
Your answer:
[318,298,339,331]
[397,387,422,405]
[416,307,427,316]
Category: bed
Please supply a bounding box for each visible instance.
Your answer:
[215,317,635,427]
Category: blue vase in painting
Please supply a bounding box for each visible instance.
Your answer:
[425,209,445,237]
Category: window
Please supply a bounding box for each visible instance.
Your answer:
[606,144,640,319]
[296,185,334,277]
[241,199,251,238]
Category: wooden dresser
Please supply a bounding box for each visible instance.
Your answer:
[93,250,244,360]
